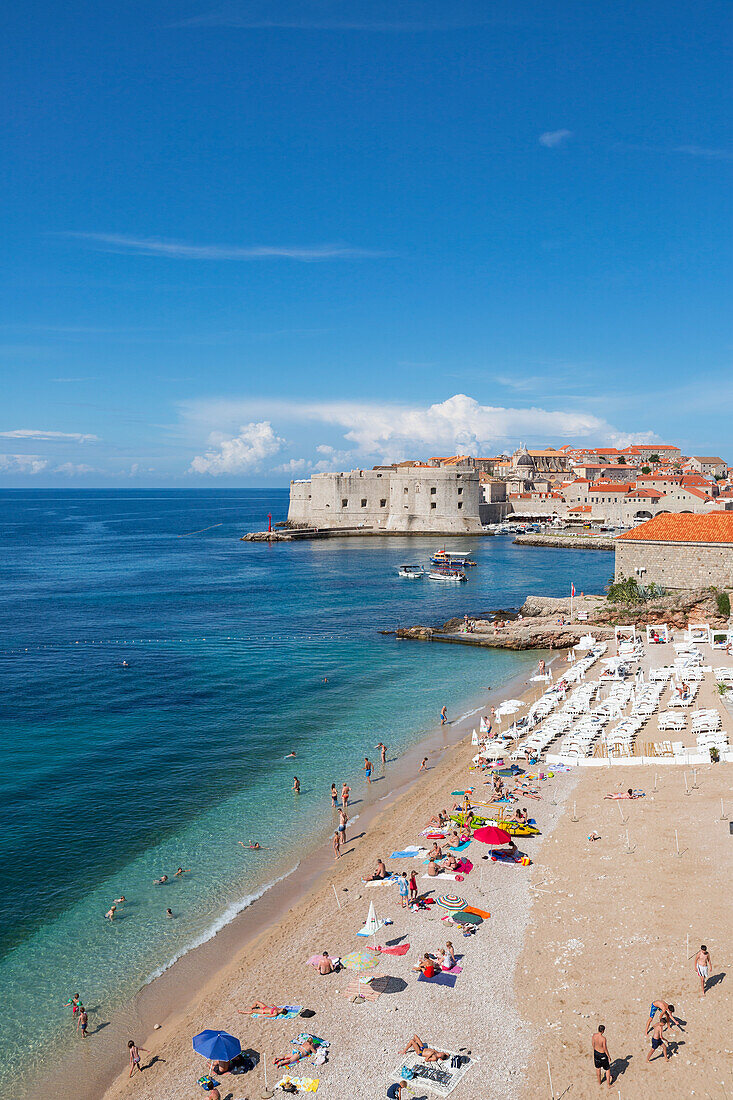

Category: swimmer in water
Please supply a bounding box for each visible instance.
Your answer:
[165,908,173,918]
[293,776,301,793]
[105,905,117,921]
[238,841,270,850]
[154,875,168,885]
[174,868,190,877]
[122,660,129,668]
[285,751,296,759]
[113,896,126,905]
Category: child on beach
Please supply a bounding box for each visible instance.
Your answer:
[408,870,418,903]
[63,993,81,1017]
[331,784,338,806]
[76,1006,88,1038]
[128,1040,148,1076]
[397,872,409,908]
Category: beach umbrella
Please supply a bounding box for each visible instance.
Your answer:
[192,1030,242,1062]
[357,900,385,938]
[436,894,467,911]
[473,825,512,846]
[341,949,382,971]
[452,911,482,925]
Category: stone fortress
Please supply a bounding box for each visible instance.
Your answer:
[287,442,732,534]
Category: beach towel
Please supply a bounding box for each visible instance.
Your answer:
[368,943,410,956]
[276,1075,319,1092]
[454,859,473,874]
[391,848,425,859]
[251,1005,302,1019]
[364,876,398,887]
[306,955,341,968]
[422,872,458,882]
[447,840,472,852]
[417,971,458,988]
[442,964,463,974]
[464,906,491,919]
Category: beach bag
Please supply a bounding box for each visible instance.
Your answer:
[400,1066,414,1080]
[299,1008,316,1018]
[198,1077,216,1091]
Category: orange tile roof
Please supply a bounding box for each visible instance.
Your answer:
[569,505,592,513]
[617,512,733,544]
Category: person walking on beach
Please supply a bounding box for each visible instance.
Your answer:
[364,757,373,785]
[591,1025,613,1087]
[76,1006,88,1039]
[419,757,428,772]
[338,807,348,844]
[408,869,418,903]
[694,944,712,995]
[332,830,341,860]
[128,1040,148,1076]
[331,783,338,807]
[440,706,448,725]
[341,782,350,809]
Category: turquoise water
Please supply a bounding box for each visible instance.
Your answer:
[0,490,612,1085]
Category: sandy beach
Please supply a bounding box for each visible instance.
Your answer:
[42,645,733,1100]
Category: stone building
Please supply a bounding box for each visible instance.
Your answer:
[287,466,483,533]
[615,512,733,590]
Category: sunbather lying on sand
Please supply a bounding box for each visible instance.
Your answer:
[239,1001,287,1017]
[604,789,644,800]
[273,1035,319,1067]
[400,1035,448,1061]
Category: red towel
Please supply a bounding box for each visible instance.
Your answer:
[368,943,411,956]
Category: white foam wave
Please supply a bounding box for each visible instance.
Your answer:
[143,862,300,985]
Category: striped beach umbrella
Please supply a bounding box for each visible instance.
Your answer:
[436,894,467,911]
[341,949,382,971]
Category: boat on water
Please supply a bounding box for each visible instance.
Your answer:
[430,549,477,566]
[427,568,467,583]
[398,564,425,578]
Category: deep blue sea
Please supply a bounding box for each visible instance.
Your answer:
[0,489,612,1086]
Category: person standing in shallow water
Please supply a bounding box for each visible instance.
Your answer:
[331,783,338,806]
[440,706,448,725]
[364,757,373,784]
[292,776,300,793]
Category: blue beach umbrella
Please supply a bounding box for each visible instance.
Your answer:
[192,1029,242,1062]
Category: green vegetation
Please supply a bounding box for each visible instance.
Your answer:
[616,456,627,465]
[641,466,651,474]
[716,591,731,619]
[648,453,660,463]
[606,576,666,604]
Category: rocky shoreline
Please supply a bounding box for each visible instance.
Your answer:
[395,588,729,651]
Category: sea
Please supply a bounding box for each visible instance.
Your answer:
[0,489,613,1090]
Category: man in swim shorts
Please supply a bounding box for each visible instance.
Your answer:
[364,757,373,784]
[591,1025,613,1087]
[694,944,712,995]
[399,1035,448,1062]
[647,1017,669,1062]
[645,1000,680,1034]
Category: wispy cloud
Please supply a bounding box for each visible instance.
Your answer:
[174,1,499,32]
[62,233,391,262]
[0,429,99,443]
[539,129,573,148]
[51,377,99,384]
[53,462,98,476]
[672,145,733,161]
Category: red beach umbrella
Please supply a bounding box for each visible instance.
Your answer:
[473,825,512,846]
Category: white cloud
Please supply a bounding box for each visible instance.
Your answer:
[63,233,390,262]
[672,145,733,160]
[273,457,308,475]
[0,454,48,474]
[0,429,98,442]
[539,129,573,148]
[53,462,97,476]
[190,421,286,475]
[182,393,654,468]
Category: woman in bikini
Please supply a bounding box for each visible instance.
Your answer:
[128,1040,148,1076]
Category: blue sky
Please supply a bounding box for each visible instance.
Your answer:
[1,0,731,485]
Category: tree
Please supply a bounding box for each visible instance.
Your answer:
[617,456,627,465]
[648,453,660,463]
[641,466,651,475]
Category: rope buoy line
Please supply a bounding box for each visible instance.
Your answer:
[0,632,368,656]
[177,523,224,537]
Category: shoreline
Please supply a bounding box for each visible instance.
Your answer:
[33,655,546,1100]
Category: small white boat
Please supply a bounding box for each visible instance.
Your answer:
[398,564,425,578]
[427,569,467,582]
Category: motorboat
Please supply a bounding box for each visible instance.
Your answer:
[427,568,467,582]
[430,549,476,566]
[398,564,425,578]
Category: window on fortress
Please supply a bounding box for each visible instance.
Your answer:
[430,486,436,494]
[457,487,463,495]
[430,502,437,510]
[361,499,367,507]
[342,499,348,507]
[404,487,408,494]
[457,502,463,509]
[380,498,386,507]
